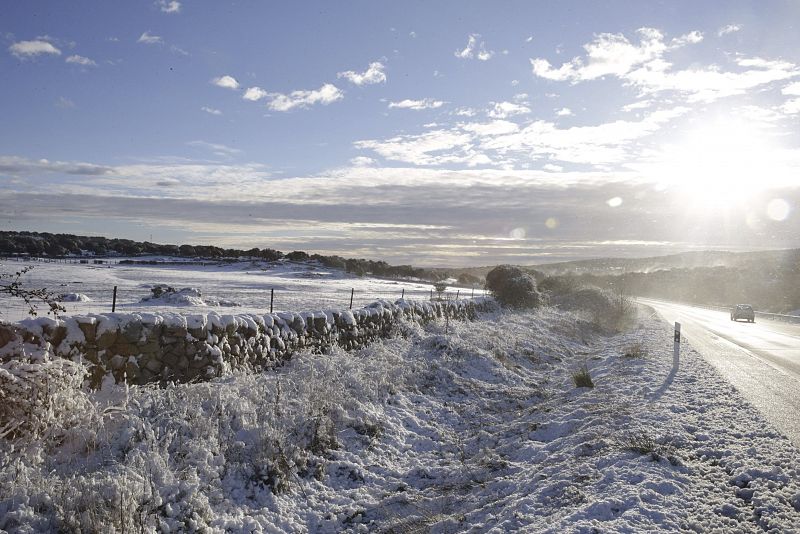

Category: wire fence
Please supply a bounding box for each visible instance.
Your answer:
[1,257,489,322]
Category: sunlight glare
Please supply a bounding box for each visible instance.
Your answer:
[649,116,785,211]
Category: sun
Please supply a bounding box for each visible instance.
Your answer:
[643,115,790,213]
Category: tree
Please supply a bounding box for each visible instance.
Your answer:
[0,266,65,318]
[433,281,447,300]
[485,265,542,309]
[286,251,309,262]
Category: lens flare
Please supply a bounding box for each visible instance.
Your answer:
[766,198,790,221]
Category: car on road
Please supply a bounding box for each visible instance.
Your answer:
[731,304,755,323]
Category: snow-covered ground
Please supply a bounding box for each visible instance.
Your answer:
[0,258,483,322]
[2,303,799,532]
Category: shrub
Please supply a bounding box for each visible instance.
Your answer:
[622,343,647,358]
[485,265,542,309]
[551,286,636,333]
[572,364,594,388]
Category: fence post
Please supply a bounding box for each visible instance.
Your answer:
[349,288,354,310]
[456,290,460,300]
[471,287,474,299]
[112,286,117,312]
[401,288,405,299]
[270,288,274,313]
[430,289,433,300]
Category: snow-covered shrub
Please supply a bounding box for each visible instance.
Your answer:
[59,293,91,302]
[0,341,92,443]
[551,286,635,333]
[485,265,542,309]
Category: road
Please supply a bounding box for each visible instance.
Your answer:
[639,298,800,447]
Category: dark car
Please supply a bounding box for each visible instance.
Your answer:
[731,304,755,323]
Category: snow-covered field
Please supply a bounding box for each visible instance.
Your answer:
[0,258,482,322]
[2,302,799,532]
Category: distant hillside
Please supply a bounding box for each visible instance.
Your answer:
[529,249,800,277]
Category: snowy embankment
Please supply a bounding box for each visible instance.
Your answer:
[2,305,800,532]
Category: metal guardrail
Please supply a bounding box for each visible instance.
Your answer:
[753,311,800,324]
[638,298,800,324]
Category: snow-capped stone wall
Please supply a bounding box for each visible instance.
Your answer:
[0,298,487,387]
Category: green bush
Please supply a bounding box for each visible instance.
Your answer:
[485,265,542,309]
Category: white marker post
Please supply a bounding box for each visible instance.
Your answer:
[673,322,681,359]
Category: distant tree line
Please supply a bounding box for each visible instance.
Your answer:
[0,231,486,285]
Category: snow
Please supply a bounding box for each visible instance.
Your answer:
[0,258,480,322]
[2,303,800,531]
[59,292,91,302]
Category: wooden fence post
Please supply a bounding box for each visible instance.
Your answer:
[401,288,405,299]
[349,288,354,310]
[270,288,274,313]
[112,286,117,312]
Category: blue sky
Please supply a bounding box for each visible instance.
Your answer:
[2,1,800,266]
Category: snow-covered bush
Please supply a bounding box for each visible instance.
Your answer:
[0,341,92,443]
[551,286,635,333]
[59,293,91,302]
[485,265,542,309]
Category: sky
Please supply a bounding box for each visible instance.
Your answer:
[2,0,800,266]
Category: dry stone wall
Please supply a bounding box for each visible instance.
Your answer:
[0,298,487,387]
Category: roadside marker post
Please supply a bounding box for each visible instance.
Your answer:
[270,288,274,313]
[349,288,354,310]
[112,286,117,313]
[673,322,681,359]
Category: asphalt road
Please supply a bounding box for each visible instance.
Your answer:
[639,298,800,447]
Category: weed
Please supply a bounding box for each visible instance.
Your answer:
[620,432,680,465]
[572,365,594,388]
[622,343,647,358]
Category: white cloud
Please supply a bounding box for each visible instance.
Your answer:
[65,54,96,66]
[718,24,742,36]
[781,82,800,114]
[212,75,240,90]
[409,31,417,38]
[454,107,477,117]
[555,107,573,116]
[355,130,486,166]
[337,61,386,85]
[531,28,670,82]
[455,34,494,61]
[201,106,222,115]
[460,120,519,136]
[186,140,241,156]
[671,30,703,46]
[542,163,563,172]
[9,39,61,58]
[622,99,654,111]
[243,86,269,101]
[783,81,800,96]
[356,107,688,168]
[487,101,531,119]
[267,83,343,112]
[157,0,181,13]
[137,31,163,45]
[350,156,376,167]
[388,98,444,110]
[526,36,534,43]
[532,27,798,104]
[56,96,75,109]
